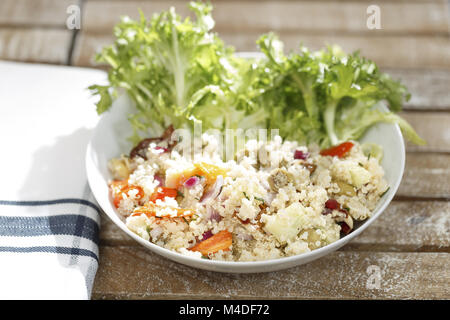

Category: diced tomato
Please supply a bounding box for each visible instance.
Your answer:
[132,203,194,219]
[189,230,232,255]
[109,180,144,208]
[320,142,354,158]
[149,187,178,203]
[325,199,340,210]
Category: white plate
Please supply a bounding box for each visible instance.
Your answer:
[85,55,405,273]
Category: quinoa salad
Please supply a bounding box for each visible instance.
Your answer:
[108,126,389,261]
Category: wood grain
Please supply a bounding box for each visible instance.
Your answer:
[385,69,450,110]
[0,0,77,28]
[347,201,450,250]
[92,247,450,299]
[0,28,72,64]
[72,31,450,70]
[81,0,449,35]
[402,112,450,152]
[72,0,450,69]
[399,154,450,199]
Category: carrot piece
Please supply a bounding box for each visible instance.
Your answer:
[189,230,232,255]
[320,141,354,158]
[109,180,144,208]
[149,187,178,203]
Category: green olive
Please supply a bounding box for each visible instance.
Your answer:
[335,180,357,196]
[303,228,322,250]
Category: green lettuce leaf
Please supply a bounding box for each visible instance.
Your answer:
[89,1,425,149]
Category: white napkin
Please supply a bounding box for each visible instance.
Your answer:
[0,61,106,299]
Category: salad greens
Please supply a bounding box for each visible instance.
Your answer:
[89,1,425,147]
[254,33,425,147]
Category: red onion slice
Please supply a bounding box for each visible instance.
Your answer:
[294,150,309,160]
[200,175,224,203]
[235,232,253,241]
[184,176,200,188]
[154,175,164,187]
[200,230,213,241]
[206,206,222,222]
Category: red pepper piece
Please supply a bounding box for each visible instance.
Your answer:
[320,142,354,158]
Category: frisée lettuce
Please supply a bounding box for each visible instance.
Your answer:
[88,2,267,143]
[89,1,424,148]
[254,33,425,147]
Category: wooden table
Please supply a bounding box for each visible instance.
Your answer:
[1,0,449,299]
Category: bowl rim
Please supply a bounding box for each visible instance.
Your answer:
[85,52,405,271]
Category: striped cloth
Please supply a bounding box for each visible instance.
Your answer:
[0,61,106,299]
[0,198,100,299]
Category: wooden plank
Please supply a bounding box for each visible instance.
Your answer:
[399,154,450,199]
[72,32,450,70]
[92,248,450,299]
[0,28,72,64]
[402,112,450,152]
[81,0,449,35]
[98,199,450,248]
[0,0,77,27]
[71,33,109,66]
[347,201,450,250]
[384,69,450,110]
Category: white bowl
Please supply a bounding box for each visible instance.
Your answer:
[86,61,405,274]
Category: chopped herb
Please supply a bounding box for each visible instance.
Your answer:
[201,255,209,259]
[177,190,185,198]
[195,197,201,201]
[358,162,364,167]
[182,217,189,224]
[254,196,265,203]
[242,192,249,200]
[195,174,204,179]
[380,187,390,197]
[367,153,371,160]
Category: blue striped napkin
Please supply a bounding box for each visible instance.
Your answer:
[0,61,106,299]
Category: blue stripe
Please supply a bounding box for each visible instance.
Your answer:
[0,215,99,245]
[0,198,101,214]
[0,246,98,262]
